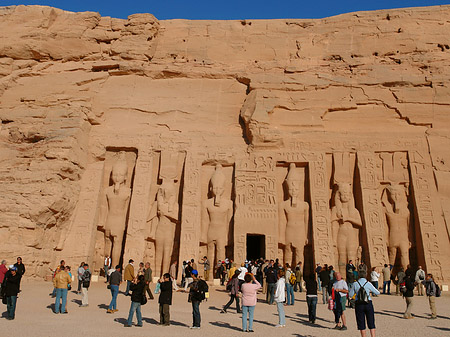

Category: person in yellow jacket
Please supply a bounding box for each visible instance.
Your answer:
[124,259,135,296]
[53,265,71,314]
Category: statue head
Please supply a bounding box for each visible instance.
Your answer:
[337,183,352,203]
[386,184,405,204]
[159,180,176,201]
[210,164,226,197]
[286,163,302,199]
[111,152,128,192]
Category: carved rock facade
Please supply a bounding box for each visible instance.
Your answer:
[0,5,449,283]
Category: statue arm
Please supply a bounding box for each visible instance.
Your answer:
[148,202,158,239]
[98,193,108,230]
[278,203,287,245]
[165,202,179,223]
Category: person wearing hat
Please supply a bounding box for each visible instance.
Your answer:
[188,270,209,329]
[3,266,20,320]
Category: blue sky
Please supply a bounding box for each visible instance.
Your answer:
[2,1,450,20]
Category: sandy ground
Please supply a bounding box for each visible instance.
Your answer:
[2,279,449,337]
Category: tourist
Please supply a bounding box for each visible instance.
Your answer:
[191,258,197,271]
[381,264,391,295]
[124,259,135,296]
[261,259,269,294]
[346,260,356,281]
[184,261,194,292]
[305,274,318,324]
[349,268,380,337]
[181,260,187,287]
[241,273,261,332]
[294,262,303,292]
[370,267,380,296]
[107,265,121,313]
[403,269,415,319]
[50,260,65,297]
[219,261,227,285]
[238,262,248,287]
[285,263,295,305]
[169,261,179,290]
[415,266,426,296]
[144,262,154,300]
[265,260,277,304]
[158,273,173,326]
[221,270,241,313]
[53,265,71,314]
[13,257,25,292]
[104,255,111,282]
[274,269,286,327]
[77,262,85,294]
[125,275,145,327]
[80,263,91,307]
[395,267,406,296]
[0,260,8,293]
[188,270,208,329]
[422,273,437,319]
[3,266,20,320]
[315,263,322,291]
[320,263,330,304]
[137,262,145,276]
[198,256,210,281]
[332,272,348,330]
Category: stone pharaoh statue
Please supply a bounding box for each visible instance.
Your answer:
[331,183,362,275]
[100,153,131,267]
[149,180,179,277]
[279,163,309,266]
[201,164,233,267]
[383,184,411,270]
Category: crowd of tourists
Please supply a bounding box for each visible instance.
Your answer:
[0,255,442,336]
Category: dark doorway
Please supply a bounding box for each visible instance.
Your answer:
[246,234,265,261]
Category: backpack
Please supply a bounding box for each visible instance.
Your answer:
[399,282,407,295]
[196,280,209,301]
[289,273,296,285]
[356,280,369,304]
[435,282,441,298]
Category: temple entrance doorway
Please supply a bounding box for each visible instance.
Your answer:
[246,234,265,261]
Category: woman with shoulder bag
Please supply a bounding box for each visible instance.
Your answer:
[221,270,241,313]
[126,275,145,327]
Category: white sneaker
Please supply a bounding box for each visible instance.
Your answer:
[275,324,285,328]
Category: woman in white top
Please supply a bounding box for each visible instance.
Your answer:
[274,269,286,327]
[370,267,380,297]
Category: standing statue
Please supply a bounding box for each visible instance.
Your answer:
[382,184,411,270]
[99,152,131,267]
[279,163,309,266]
[331,183,363,275]
[201,164,233,269]
[149,180,179,277]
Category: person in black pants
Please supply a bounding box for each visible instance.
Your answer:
[221,270,241,313]
[158,273,173,325]
[13,257,25,292]
[305,274,318,324]
[265,262,277,304]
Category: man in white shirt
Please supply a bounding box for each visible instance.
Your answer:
[332,272,349,330]
[415,266,426,296]
[104,255,111,282]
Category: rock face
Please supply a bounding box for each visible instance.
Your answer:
[1,5,449,283]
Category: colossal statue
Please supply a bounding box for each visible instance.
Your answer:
[201,164,233,268]
[149,179,179,277]
[99,152,131,267]
[383,184,411,270]
[279,163,309,266]
[331,183,362,275]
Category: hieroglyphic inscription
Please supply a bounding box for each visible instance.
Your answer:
[409,151,444,281]
[357,152,388,267]
[309,154,334,265]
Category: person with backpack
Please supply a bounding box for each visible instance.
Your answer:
[221,270,241,313]
[125,274,145,327]
[422,273,438,319]
[188,270,208,329]
[349,268,380,337]
[285,263,295,306]
[274,269,286,327]
[403,270,415,319]
[80,263,91,307]
[395,267,406,296]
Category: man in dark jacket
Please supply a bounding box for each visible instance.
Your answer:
[188,270,208,329]
[158,273,173,325]
[13,257,25,292]
[319,264,330,304]
[265,261,277,304]
[403,270,415,319]
[144,262,154,300]
[3,266,21,320]
[126,275,145,327]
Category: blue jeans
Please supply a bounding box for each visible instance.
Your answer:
[317,275,322,291]
[125,280,132,295]
[109,285,119,310]
[6,296,17,319]
[286,283,295,305]
[307,296,318,322]
[383,281,391,294]
[127,301,142,326]
[242,305,255,331]
[267,283,276,304]
[192,301,201,327]
[55,288,68,313]
[276,301,286,325]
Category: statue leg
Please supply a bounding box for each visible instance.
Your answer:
[399,242,410,270]
[161,238,173,276]
[337,234,347,275]
[294,244,304,268]
[104,232,112,258]
[284,244,293,267]
[111,235,123,268]
[216,238,227,263]
[207,241,215,277]
[155,240,164,277]
[388,246,397,266]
